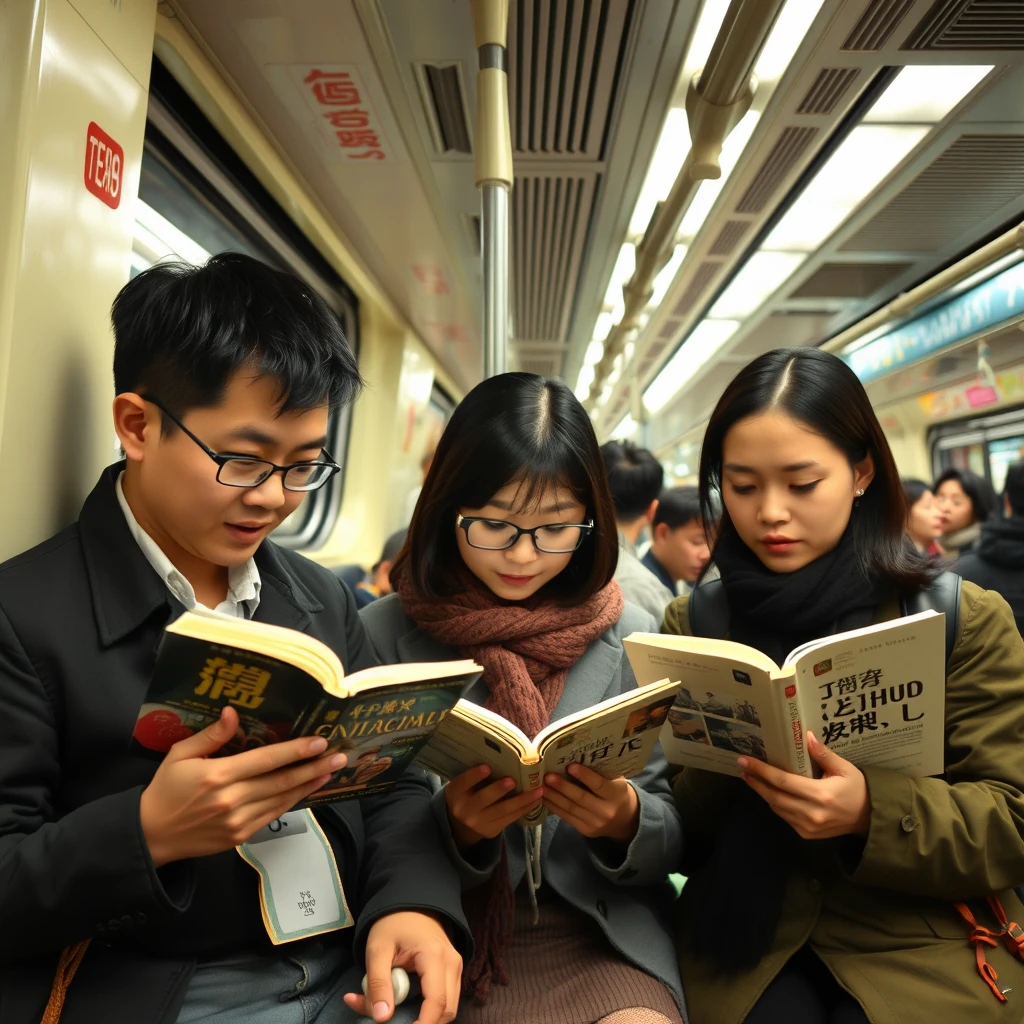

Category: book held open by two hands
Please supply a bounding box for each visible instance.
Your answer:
[623,611,946,779]
[131,609,482,804]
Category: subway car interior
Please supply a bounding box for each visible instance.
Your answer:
[4,0,1024,571]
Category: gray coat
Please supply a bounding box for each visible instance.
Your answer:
[359,594,686,1015]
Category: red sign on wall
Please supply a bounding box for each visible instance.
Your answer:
[84,122,124,209]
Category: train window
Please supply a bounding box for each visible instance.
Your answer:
[130,60,361,551]
[929,405,1024,496]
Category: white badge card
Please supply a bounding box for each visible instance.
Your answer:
[237,809,354,944]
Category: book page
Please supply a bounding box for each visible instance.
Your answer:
[535,680,681,782]
[624,635,797,776]
[790,611,945,777]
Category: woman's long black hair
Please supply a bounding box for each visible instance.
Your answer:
[700,348,939,592]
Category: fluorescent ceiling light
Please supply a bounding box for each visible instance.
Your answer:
[604,244,636,321]
[134,199,212,266]
[677,111,760,241]
[599,383,613,405]
[709,250,807,319]
[763,125,928,252]
[864,65,993,124]
[610,415,638,441]
[594,312,614,341]
[681,0,729,87]
[575,364,595,399]
[584,341,604,366]
[629,110,689,238]
[754,1,826,86]
[643,319,741,414]
[650,245,687,308]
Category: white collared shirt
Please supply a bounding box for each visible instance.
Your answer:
[115,474,261,619]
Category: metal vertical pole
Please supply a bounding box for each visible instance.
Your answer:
[471,0,513,379]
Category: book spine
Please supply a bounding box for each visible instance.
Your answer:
[779,673,810,777]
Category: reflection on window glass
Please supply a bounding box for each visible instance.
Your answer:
[989,436,1024,495]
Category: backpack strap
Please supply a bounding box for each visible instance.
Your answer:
[900,570,962,666]
[687,577,730,639]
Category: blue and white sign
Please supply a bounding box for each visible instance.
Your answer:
[842,260,1024,384]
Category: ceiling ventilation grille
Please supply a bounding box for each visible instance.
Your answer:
[511,174,597,342]
[418,64,472,154]
[507,0,633,159]
[735,127,818,214]
[796,67,861,115]
[789,261,914,299]
[708,220,749,257]
[841,134,1024,252]
[514,351,563,376]
[657,317,684,341]
[670,262,719,319]
[904,0,1024,50]
[841,0,917,50]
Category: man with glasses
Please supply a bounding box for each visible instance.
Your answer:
[0,254,467,1024]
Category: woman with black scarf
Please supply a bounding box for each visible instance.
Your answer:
[663,348,1024,1024]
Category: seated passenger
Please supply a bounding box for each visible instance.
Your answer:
[934,467,998,556]
[664,348,1024,1024]
[0,254,468,1024]
[901,477,944,556]
[642,486,710,595]
[360,373,685,1024]
[957,460,1024,634]
[354,529,408,608]
[600,440,675,619]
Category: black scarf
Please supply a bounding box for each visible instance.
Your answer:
[689,524,880,973]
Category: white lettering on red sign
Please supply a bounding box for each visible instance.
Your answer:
[84,122,124,209]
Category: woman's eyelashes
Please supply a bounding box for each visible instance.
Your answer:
[727,480,821,496]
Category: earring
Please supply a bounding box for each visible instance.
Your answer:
[856,488,865,496]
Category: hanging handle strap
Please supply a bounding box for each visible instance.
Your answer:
[40,940,91,1024]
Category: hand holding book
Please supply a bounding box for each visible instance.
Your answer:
[444,765,544,849]
[739,729,871,839]
[542,764,640,844]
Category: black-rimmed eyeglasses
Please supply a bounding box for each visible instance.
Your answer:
[143,396,340,492]
[456,514,594,553]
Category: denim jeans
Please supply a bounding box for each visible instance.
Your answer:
[175,940,420,1024]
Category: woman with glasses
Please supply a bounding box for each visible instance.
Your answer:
[359,373,685,1024]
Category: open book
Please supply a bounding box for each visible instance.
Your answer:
[131,609,481,803]
[415,679,681,824]
[623,611,945,779]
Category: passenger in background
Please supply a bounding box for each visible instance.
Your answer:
[361,373,685,1024]
[642,486,711,595]
[957,460,1024,634]
[354,529,408,608]
[0,254,469,1024]
[664,348,1024,1024]
[403,450,436,525]
[934,467,998,556]
[901,478,945,556]
[600,440,675,619]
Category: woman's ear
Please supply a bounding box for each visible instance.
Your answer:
[853,452,876,495]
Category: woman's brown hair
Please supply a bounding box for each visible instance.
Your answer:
[392,372,619,603]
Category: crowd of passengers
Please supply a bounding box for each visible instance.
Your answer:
[1,253,1023,1024]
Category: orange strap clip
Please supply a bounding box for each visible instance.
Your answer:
[955,898,1024,1003]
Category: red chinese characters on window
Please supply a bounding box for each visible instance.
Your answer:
[303,69,386,161]
[413,265,450,296]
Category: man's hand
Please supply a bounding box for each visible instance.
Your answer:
[444,765,543,849]
[343,911,462,1024]
[739,730,871,839]
[542,764,640,843]
[139,707,346,866]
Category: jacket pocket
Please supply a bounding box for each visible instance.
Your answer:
[920,904,976,940]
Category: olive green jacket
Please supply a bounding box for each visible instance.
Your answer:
[663,581,1024,1024]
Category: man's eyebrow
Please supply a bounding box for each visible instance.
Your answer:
[225,427,328,451]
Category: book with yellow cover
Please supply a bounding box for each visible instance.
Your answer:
[623,611,945,779]
[415,679,682,824]
[131,608,481,804]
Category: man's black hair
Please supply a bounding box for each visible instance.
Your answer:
[1005,462,1024,517]
[599,440,664,523]
[111,253,362,429]
[652,486,702,530]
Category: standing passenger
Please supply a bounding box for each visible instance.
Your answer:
[0,254,468,1024]
[664,348,1024,1024]
[901,478,944,556]
[957,460,1024,633]
[642,486,711,595]
[934,467,998,556]
[600,440,675,619]
[360,373,685,1024]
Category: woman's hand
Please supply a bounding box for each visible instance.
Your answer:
[542,764,640,844]
[444,765,543,849]
[739,730,871,839]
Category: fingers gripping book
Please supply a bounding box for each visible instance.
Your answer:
[623,611,946,779]
[131,608,482,804]
[414,679,682,825]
